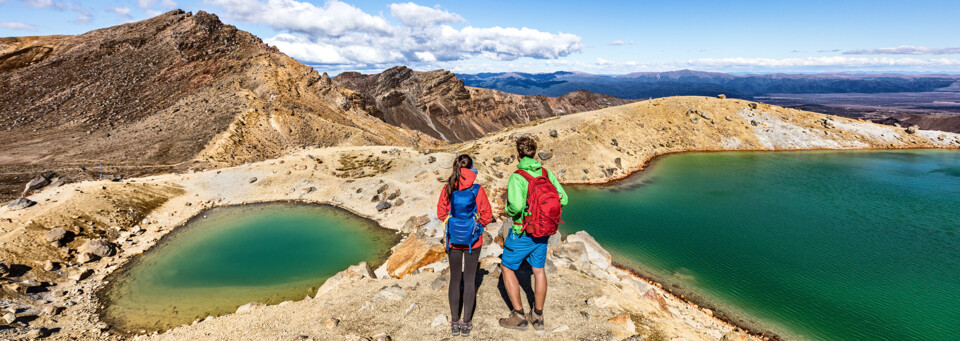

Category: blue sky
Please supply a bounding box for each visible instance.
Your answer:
[2,0,959,74]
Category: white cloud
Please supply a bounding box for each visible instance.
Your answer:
[209,0,582,67]
[161,0,177,8]
[137,0,156,8]
[388,2,463,27]
[106,6,132,17]
[0,21,37,30]
[686,56,960,69]
[206,0,393,37]
[844,46,960,55]
[595,58,614,65]
[17,0,92,24]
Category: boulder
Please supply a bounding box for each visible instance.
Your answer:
[427,156,436,163]
[50,177,73,187]
[614,158,622,169]
[69,268,93,281]
[6,197,36,210]
[430,314,447,327]
[587,295,619,309]
[79,238,115,257]
[42,260,56,271]
[619,275,654,297]
[45,228,68,244]
[346,262,375,278]
[549,129,558,137]
[77,252,98,263]
[235,302,265,313]
[247,177,258,184]
[401,215,431,234]
[394,198,404,206]
[644,290,670,314]
[374,285,407,301]
[384,234,446,278]
[721,331,754,341]
[906,125,919,134]
[717,94,726,99]
[551,241,590,267]
[25,328,50,339]
[750,120,759,127]
[316,262,374,298]
[2,312,15,324]
[324,318,340,329]
[566,231,612,269]
[376,201,392,211]
[748,102,758,109]
[537,151,553,160]
[430,275,447,291]
[608,313,636,331]
[23,176,50,195]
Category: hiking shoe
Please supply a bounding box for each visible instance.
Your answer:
[451,321,461,336]
[526,310,544,331]
[460,321,472,337]
[498,311,528,330]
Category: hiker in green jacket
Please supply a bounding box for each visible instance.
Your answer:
[498,136,568,331]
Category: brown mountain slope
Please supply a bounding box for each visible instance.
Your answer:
[333,66,634,142]
[0,10,437,200]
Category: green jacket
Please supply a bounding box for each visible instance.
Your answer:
[505,157,568,234]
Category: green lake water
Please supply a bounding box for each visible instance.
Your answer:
[562,150,960,340]
[98,203,399,333]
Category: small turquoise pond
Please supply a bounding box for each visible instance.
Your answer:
[98,203,399,332]
[562,150,960,340]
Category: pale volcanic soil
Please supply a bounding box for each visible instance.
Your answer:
[2,96,958,340]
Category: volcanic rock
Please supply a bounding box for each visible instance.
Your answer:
[78,238,115,257]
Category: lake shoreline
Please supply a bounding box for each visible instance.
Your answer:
[574,147,960,341]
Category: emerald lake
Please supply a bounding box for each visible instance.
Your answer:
[98,203,399,333]
[562,150,960,340]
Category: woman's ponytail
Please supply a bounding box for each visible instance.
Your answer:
[445,154,474,201]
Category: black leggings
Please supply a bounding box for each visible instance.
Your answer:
[448,246,481,323]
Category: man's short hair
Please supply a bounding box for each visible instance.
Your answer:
[516,136,537,158]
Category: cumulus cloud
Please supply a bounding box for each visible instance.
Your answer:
[389,2,462,27]
[208,0,582,67]
[15,0,92,24]
[206,0,392,37]
[843,46,960,55]
[0,21,37,30]
[106,6,132,18]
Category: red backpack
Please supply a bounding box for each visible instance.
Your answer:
[515,168,563,237]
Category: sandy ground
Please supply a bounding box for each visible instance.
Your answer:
[1,96,958,340]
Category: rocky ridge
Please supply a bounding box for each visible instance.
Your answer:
[333,66,633,142]
[0,10,438,201]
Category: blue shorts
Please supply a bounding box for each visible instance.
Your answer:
[501,232,550,270]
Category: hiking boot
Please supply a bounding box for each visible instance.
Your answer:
[451,321,461,336]
[460,321,472,337]
[526,310,544,331]
[498,310,528,330]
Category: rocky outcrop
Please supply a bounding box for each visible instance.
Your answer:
[382,233,445,279]
[333,67,633,142]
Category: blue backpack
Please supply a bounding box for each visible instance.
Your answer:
[445,184,484,254]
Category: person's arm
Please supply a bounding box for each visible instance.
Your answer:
[547,169,568,206]
[505,173,527,218]
[476,186,493,225]
[437,185,451,221]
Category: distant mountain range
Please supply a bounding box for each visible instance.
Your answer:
[457,70,960,99]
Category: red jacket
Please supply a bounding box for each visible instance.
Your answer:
[437,168,491,249]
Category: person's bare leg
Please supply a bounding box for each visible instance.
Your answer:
[500,264,524,311]
[532,267,547,311]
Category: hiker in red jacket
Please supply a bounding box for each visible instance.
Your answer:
[437,154,492,337]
